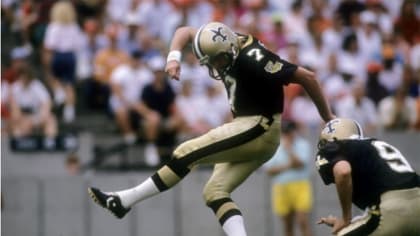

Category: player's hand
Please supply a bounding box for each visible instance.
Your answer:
[318,215,349,235]
[317,215,337,227]
[165,60,181,81]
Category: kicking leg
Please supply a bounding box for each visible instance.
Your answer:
[88,155,191,218]
[88,114,278,219]
[204,160,265,236]
[108,114,275,211]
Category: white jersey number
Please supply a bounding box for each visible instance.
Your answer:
[247,48,264,61]
[372,141,414,173]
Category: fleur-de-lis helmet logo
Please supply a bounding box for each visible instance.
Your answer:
[210,27,227,42]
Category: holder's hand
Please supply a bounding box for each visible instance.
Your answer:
[317,215,349,235]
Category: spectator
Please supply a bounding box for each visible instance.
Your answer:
[365,61,389,105]
[394,0,420,45]
[2,46,31,84]
[289,88,323,135]
[409,37,420,81]
[141,56,183,166]
[135,0,178,45]
[336,33,366,82]
[175,79,230,141]
[264,121,313,236]
[43,0,83,123]
[77,18,107,82]
[365,0,393,35]
[9,67,57,149]
[12,0,38,47]
[283,0,308,44]
[335,0,365,27]
[277,38,302,121]
[109,50,153,145]
[175,79,209,140]
[322,13,345,53]
[300,15,332,81]
[335,80,378,136]
[378,85,417,131]
[195,80,231,129]
[357,11,382,62]
[264,15,288,52]
[73,0,106,25]
[91,23,129,110]
[137,32,163,60]
[376,36,404,93]
[118,0,144,55]
[29,0,56,49]
[237,2,272,45]
[177,47,210,96]
[322,55,357,109]
[105,0,132,23]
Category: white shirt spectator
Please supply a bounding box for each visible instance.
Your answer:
[177,62,211,96]
[299,44,331,81]
[175,79,229,140]
[356,28,382,62]
[109,64,153,112]
[382,1,404,19]
[322,73,354,106]
[195,82,230,128]
[336,51,366,83]
[77,31,108,80]
[164,2,213,45]
[335,95,378,132]
[11,79,51,112]
[322,22,344,52]
[176,94,203,129]
[290,93,323,132]
[106,0,131,23]
[136,0,177,44]
[378,95,417,130]
[44,22,83,52]
[378,62,404,93]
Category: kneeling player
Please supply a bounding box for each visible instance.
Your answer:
[316,118,420,235]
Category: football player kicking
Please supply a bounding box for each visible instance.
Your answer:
[88,21,334,236]
[316,118,420,235]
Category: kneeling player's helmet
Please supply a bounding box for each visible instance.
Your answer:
[192,22,240,79]
[319,118,363,146]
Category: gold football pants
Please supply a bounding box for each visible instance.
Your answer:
[151,114,281,224]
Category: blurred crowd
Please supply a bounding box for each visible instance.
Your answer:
[1,0,420,163]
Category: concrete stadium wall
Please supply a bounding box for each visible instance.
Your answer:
[2,132,420,236]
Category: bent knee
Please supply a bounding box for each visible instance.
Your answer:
[203,184,230,205]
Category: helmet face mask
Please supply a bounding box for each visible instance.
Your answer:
[193,22,239,79]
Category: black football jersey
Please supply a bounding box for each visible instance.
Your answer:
[316,139,419,209]
[223,35,297,117]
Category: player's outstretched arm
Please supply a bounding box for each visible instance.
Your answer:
[165,26,198,80]
[290,66,335,122]
[332,160,353,233]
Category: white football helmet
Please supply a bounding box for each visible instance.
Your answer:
[319,118,364,144]
[192,22,240,79]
